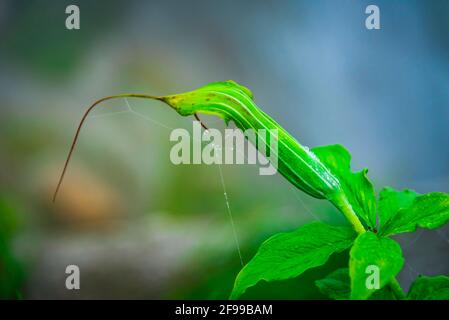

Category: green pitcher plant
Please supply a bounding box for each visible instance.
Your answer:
[55,80,449,300]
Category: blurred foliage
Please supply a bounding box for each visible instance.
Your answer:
[0,195,25,299]
[0,0,125,79]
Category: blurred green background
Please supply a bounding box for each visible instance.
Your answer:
[0,0,448,299]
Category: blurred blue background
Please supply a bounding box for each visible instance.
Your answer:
[0,0,448,299]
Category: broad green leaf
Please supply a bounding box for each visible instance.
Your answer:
[380,192,449,236]
[407,275,449,300]
[378,187,417,229]
[315,268,351,300]
[312,144,376,229]
[369,284,396,300]
[316,268,395,300]
[230,222,356,299]
[349,232,404,300]
[162,80,343,200]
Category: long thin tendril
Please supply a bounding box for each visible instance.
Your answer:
[53,93,163,203]
[194,113,209,130]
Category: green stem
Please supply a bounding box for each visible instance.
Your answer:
[333,192,405,300]
[332,193,366,234]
